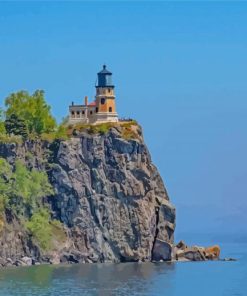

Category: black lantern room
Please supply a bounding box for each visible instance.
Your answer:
[96,65,114,88]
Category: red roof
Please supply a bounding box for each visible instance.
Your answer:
[88,101,96,106]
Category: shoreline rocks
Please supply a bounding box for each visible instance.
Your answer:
[0,242,236,267]
[172,241,221,262]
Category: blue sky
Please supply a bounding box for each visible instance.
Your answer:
[0,1,247,243]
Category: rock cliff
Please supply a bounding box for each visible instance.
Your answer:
[0,124,176,266]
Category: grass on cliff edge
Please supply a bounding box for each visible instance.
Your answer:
[0,120,140,144]
[67,120,141,140]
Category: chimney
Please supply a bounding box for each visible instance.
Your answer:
[84,96,88,106]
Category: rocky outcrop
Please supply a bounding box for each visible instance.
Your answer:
[0,214,41,267]
[0,124,176,265]
[173,241,221,261]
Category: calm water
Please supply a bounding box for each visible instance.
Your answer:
[0,243,246,296]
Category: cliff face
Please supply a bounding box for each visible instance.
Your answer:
[0,125,175,265]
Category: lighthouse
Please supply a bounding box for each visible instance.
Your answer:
[94,65,118,123]
[68,65,118,124]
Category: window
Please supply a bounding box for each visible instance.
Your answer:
[82,110,85,115]
[109,107,112,112]
[71,111,75,115]
[101,98,105,105]
[108,88,111,93]
[90,111,93,115]
[96,107,98,113]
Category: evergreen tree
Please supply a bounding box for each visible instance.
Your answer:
[4,114,28,138]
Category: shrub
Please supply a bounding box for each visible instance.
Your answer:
[97,123,113,134]
[120,120,138,128]
[121,127,139,140]
[0,134,23,144]
[26,210,66,251]
[0,108,5,135]
[0,158,54,215]
[50,220,67,244]
[13,160,54,214]
[0,123,5,135]
[0,158,13,210]
[41,124,68,142]
[70,122,115,136]
[26,209,52,251]
[0,157,58,251]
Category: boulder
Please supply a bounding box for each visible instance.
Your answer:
[223,258,237,261]
[49,253,60,265]
[6,258,13,265]
[173,242,220,262]
[184,248,206,261]
[176,240,187,250]
[21,256,32,266]
[205,245,220,259]
[152,239,172,261]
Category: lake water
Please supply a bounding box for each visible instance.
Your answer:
[0,242,246,296]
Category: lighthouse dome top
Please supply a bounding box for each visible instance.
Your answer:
[97,64,112,75]
[97,65,114,88]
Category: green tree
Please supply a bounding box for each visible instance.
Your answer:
[0,158,54,215]
[0,158,13,212]
[25,209,52,251]
[5,90,56,135]
[0,108,6,135]
[4,114,28,138]
[0,157,56,251]
[13,160,54,214]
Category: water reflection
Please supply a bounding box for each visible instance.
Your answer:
[0,262,175,296]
